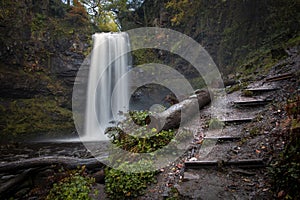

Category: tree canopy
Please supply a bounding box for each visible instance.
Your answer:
[64,0,144,31]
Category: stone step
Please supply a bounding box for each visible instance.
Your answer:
[185,159,265,169]
[265,73,293,82]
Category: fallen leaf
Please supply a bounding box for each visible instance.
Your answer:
[196,139,203,144]
[278,190,285,198]
[243,178,251,182]
[177,163,183,169]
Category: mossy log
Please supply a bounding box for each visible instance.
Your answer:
[147,89,211,131]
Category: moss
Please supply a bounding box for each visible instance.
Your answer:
[286,35,300,47]
[132,49,161,66]
[249,127,260,136]
[226,82,248,94]
[242,90,254,97]
[0,97,73,136]
[208,118,224,130]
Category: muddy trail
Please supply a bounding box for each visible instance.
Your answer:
[140,49,299,199]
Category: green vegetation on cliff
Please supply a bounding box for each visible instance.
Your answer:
[0,0,96,137]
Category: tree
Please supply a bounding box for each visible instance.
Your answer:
[66,0,89,24]
[79,0,143,31]
[98,11,119,32]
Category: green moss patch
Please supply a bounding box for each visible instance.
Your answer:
[0,97,73,136]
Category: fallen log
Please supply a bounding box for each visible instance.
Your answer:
[0,169,32,197]
[148,89,211,131]
[0,156,105,173]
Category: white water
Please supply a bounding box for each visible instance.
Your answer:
[84,32,131,141]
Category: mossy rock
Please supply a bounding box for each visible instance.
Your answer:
[0,97,74,137]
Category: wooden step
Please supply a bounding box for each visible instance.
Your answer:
[233,99,272,107]
[265,73,293,82]
[204,136,241,142]
[245,87,278,93]
[221,118,253,124]
[185,159,265,169]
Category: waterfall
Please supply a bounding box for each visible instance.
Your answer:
[84,32,131,140]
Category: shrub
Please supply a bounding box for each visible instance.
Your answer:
[46,167,95,200]
[269,98,300,199]
[105,163,156,199]
[104,110,178,199]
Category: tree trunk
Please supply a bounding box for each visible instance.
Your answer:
[147,89,211,131]
[0,156,105,173]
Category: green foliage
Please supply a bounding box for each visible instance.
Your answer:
[97,11,119,32]
[105,162,156,199]
[104,110,186,199]
[128,110,149,126]
[79,0,129,31]
[132,49,161,66]
[106,118,175,153]
[286,35,300,47]
[105,110,193,154]
[31,13,47,31]
[165,0,200,26]
[46,167,95,200]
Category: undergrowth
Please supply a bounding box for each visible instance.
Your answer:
[104,110,191,199]
[269,96,300,199]
[46,166,96,200]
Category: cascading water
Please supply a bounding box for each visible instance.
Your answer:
[84,32,131,140]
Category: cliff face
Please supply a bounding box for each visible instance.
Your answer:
[127,0,299,74]
[0,0,95,137]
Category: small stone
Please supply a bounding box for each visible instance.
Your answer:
[92,170,105,184]
[189,157,197,161]
[183,172,200,181]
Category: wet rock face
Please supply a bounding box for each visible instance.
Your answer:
[51,50,86,86]
[0,75,50,98]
